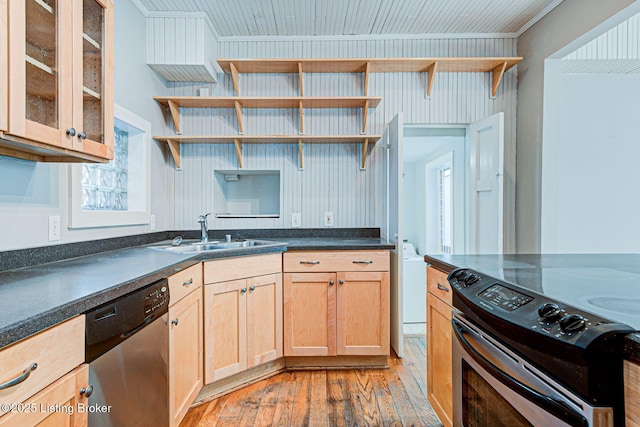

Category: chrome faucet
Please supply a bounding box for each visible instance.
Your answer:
[197,213,211,243]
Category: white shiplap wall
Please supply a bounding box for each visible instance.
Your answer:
[167,38,518,244]
[562,12,640,74]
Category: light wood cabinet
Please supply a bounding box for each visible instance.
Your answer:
[0,364,89,427]
[0,0,7,133]
[2,0,113,163]
[0,316,85,414]
[283,251,390,357]
[626,359,640,427]
[426,266,453,427]
[168,285,203,427]
[203,255,283,384]
[0,316,87,426]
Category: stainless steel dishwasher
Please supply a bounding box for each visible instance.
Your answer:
[85,279,169,427]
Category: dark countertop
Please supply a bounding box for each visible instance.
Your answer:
[424,253,640,362]
[0,236,392,349]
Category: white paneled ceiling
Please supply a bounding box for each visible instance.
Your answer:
[134,0,563,37]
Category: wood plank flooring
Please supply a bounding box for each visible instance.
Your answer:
[181,337,442,427]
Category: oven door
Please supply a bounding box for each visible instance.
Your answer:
[451,312,613,427]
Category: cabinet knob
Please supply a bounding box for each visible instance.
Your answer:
[241,287,247,293]
[249,285,256,291]
[437,283,450,292]
[339,279,344,284]
[80,385,94,398]
[78,131,87,140]
[66,128,76,137]
[329,280,335,286]
[171,318,179,326]
[183,278,193,286]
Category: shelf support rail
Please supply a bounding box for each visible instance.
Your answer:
[299,100,304,134]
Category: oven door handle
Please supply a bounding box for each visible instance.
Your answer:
[452,319,588,427]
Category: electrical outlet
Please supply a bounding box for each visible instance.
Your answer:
[48,215,60,241]
[324,211,334,227]
[150,214,156,231]
[291,212,301,228]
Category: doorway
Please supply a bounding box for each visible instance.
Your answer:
[386,112,505,358]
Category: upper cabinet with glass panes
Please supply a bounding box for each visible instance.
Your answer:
[0,0,114,163]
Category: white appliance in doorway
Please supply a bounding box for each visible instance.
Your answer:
[402,242,426,323]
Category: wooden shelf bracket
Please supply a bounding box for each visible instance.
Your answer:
[298,139,304,170]
[234,138,244,169]
[167,139,181,169]
[491,61,508,98]
[298,62,304,96]
[167,100,182,134]
[299,100,304,135]
[364,62,370,96]
[234,100,245,134]
[230,62,240,96]
[361,100,369,135]
[426,62,438,98]
[361,138,369,170]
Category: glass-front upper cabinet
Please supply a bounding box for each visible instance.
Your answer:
[73,0,113,160]
[6,0,113,161]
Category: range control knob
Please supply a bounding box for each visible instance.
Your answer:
[537,303,563,322]
[464,275,480,286]
[559,314,586,333]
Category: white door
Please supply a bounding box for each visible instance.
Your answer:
[387,113,404,358]
[467,112,505,254]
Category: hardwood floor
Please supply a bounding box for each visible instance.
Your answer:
[181,337,442,427]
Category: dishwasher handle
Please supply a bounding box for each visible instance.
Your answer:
[121,314,155,339]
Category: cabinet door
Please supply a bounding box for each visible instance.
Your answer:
[283,272,336,356]
[427,292,453,427]
[626,360,640,427]
[169,288,203,427]
[336,271,390,356]
[8,0,73,147]
[204,279,247,384]
[71,0,113,159]
[246,273,282,368]
[0,364,89,427]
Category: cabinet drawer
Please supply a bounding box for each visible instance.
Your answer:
[283,251,390,272]
[169,263,203,305]
[427,266,452,306]
[204,253,281,284]
[0,316,84,414]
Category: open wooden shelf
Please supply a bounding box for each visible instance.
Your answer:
[218,56,522,97]
[154,96,381,135]
[153,134,381,170]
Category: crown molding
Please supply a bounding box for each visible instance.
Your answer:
[129,0,150,17]
[515,0,564,37]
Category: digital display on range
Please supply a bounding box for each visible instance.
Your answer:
[478,284,533,312]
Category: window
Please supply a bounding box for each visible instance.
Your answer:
[69,104,150,228]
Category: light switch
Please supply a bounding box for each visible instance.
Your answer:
[324,211,334,227]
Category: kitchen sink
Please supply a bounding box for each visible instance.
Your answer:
[149,239,286,253]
